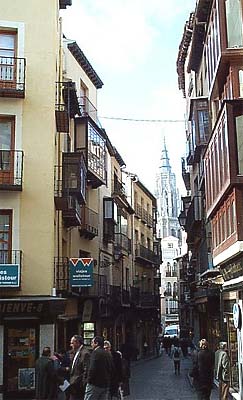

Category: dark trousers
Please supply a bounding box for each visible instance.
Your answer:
[174,360,180,374]
[196,388,212,400]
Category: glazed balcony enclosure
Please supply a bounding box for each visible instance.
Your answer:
[185,193,202,244]
[0,150,23,190]
[188,0,243,98]
[186,98,210,165]
[205,100,243,217]
[54,152,86,227]
[75,116,106,189]
[0,57,26,98]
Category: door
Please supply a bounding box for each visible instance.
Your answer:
[0,210,12,264]
[4,322,38,399]
[0,117,15,185]
[0,32,16,88]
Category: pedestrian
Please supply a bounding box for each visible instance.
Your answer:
[35,346,56,400]
[84,336,113,400]
[119,344,131,398]
[171,342,182,375]
[190,338,215,400]
[69,335,90,400]
[143,339,148,357]
[104,340,122,399]
[215,341,230,400]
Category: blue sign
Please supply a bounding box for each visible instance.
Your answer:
[0,264,20,287]
[69,258,93,287]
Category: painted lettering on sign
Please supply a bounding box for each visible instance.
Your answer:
[0,302,44,314]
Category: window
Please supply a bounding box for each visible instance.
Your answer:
[0,210,12,263]
[225,0,243,48]
[239,70,243,97]
[168,243,173,248]
[166,282,172,296]
[236,115,243,174]
[0,31,16,82]
[0,116,15,176]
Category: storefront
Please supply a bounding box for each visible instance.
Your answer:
[221,257,243,399]
[0,297,65,400]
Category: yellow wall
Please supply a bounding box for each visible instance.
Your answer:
[0,0,59,295]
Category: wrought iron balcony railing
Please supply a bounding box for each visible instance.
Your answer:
[79,206,99,239]
[0,57,26,98]
[114,233,131,255]
[0,150,23,190]
[111,178,126,197]
[78,96,98,123]
[0,250,22,265]
[135,244,159,264]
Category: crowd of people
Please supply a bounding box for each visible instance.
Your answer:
[35,335,130,400]
[162,335,230,400]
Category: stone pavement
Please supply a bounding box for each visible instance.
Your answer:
[127,351,219,400]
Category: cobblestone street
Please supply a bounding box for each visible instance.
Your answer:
[127,351,219,400]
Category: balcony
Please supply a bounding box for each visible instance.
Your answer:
[188,97,210,163]
[110,285,122,308]
[130,286,140,306]
[55,81,80,132]
[0,250,22,289]
[114,233,131,258]
[185,194,202,237]
[56,196,81,227]
[0,150,23,191]
[140,292,159,308]
[78,96,98,124]
[54,152,86,210]
[134,203,142,219]
[122,289,130,305]
[181,157,190,191]
[111,177,126,198]
[79,206,99,240]
[59,0,72,8]
[75,118,106,189]
[135,244,159,265]
[55,261,107,296]
[0,57,26,98]
[141,208,147,223]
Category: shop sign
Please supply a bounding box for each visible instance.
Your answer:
[221,259,243,281]
[0,299,65,316]
[69,258,93,287]
[0,301,44,314]
[233,303,241,329]
[0,264,20,287]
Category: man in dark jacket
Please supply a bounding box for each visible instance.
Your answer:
[84,336,113,400]
[35,346,55,400]
[104,340,122,399]
[69,335,90,400]
[190,339,215,400]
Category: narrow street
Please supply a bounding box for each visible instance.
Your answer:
[127,352,219,400]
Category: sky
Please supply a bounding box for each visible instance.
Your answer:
[61,0,196,195]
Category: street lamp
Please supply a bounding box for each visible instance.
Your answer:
[178,211,186,227]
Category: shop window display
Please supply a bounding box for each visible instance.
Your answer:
[6,327,36,393]
[227,315,239,391]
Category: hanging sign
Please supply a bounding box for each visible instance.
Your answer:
[0,264,20,287]
[69,258,93,287]
[233,303,241,329]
